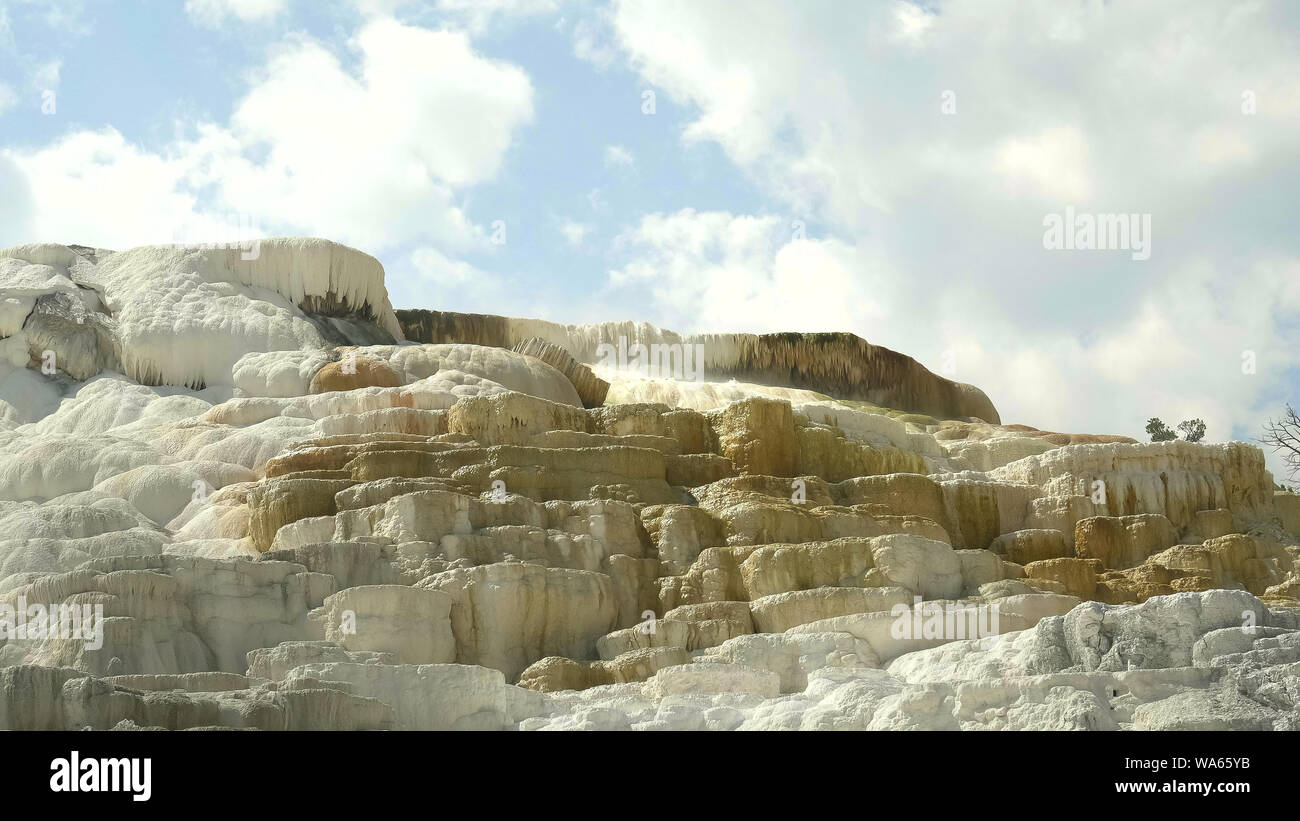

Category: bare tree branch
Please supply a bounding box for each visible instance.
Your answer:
[1260,403,1300,484]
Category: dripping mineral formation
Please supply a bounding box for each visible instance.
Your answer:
[1,239,1297,730]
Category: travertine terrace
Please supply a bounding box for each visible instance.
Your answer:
[2,240,1298,731]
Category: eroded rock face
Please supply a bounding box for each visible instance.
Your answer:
[709,398,795,477]
[396,310,1000,423]
[511,337,610,408]
[415,562,618,681]
[313,584,455,665]
[3,238,1299,731]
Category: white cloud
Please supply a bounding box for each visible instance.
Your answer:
[890,0,934,43]
[1,128,210,247]
[402,245,547,318]
[0,1,91,36]
[185,0,289,26]
[559,219,594,247]
[348,0,409,16]
[603,144,634,168]
[0,83,17,117]
[609,209,890,333]
[0,154,34,239]
[433,0,560,16]
[410,246,486,283]
[359,0,562,32]
[605,0,1300,475]
[2,18,534,257]
[994,127,1092,202]
[572,11,617,68]
[33,59,60,92]
[210,19,534,250]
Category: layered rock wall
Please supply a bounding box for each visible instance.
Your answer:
[397,309,999,423]
[3,238,1298,731]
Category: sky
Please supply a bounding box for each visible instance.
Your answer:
[1,0,1298,480]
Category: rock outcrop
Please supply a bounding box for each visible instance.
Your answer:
[3,238,1297,732]
[397,309,999,423]
[511,337,610,408]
